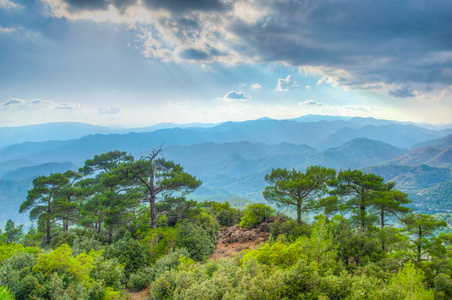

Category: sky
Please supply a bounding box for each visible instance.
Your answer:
[0,0,451,127]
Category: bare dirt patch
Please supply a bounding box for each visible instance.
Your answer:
[210,225,271,260]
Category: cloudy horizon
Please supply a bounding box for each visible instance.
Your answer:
[1,0,451,127]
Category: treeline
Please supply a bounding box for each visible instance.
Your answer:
[0,149,451,299]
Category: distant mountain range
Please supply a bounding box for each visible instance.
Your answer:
[1,116,451,223]
[1,116,450,165]
[1,115,450,149]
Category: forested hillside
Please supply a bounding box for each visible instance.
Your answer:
[1,118,451,225]
[1,149,451,299]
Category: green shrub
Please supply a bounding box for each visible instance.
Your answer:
[0,243,40,265]
[150,271,177,300]
[216,209,242,226]
[71,234,105,256]
[128,266,154,291]
[49,231,77,249]
[269,219,311,242]
[435,273,452,299]
[239,204,274,228]
[0,285,15,300]
[0,252,41,300]
[91,251,126,291]
[106,232,147,276]
[241,239,308,268]
[32,244,96,287]
[153,248,191,279]
[176,221,216,261]
[138,227,177,264]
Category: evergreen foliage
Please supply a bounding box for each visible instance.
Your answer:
[4,152,450,299]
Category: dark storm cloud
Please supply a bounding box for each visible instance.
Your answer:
[64,0,137,12]
[228,0,452,87]
[143,0,225,13]
[179,48,209,61]
[389,85,416,98]
[65,0,110,11]
[52,0,452,89]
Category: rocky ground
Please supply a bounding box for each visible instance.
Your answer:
[210,218,281,260]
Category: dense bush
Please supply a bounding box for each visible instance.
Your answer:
[49,231,77,249]
[269,219,311,242]
[106,232,147,276]
[0,243,39,265]
[239,204,274,228]
[138,227,177,264]
[176,221,216,261]
[0,285,15,300]
[0,253,40,300]
[216,209,242,226]
[128,248,191,291]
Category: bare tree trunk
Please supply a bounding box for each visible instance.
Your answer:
[150,195,157,229]
[297,202,302,224]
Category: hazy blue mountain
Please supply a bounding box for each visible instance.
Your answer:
[388,146,444,166]
[0,122,116,149]
[410,181,452,212]
[2,117,449,154]
[0,159,38,177]
[319,124,450,149]
[125,122,220,133]
[426,147,452,168]
[309,138,408,170]
[412,133,452,150]
[362,164,452,192]
[288,114,352,122]
[0,121,223,149]
[1,162,78,180]
[4,118,442,165]
[0,178,33,225]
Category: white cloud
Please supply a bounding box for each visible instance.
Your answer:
[39,0,452,100]
[1,98,26,105]
[0,25,24,35]
[53,102,86,110]
[0,0,21,10]
[98,106,121,114]
[222,91,250,101]
[276,75,299,91]
[344,105,378,112]
[30,99,54,105]
[299,100,322,106]
[1,98,87,111]
[251,83,262,89]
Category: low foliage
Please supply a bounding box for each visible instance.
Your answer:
[239,203,274,228]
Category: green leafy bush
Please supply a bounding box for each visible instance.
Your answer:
[176,221,216,261]
[269,219,311,242]
[0,253,40,300]
[49,231,77,249]
[239,204,274,228]
[90,251,126,291]
[0,243,40,265]
[106,232,146,276]
[138,227,177,264]
[128,266,154,291]
[216,209,242,226]
[153,248,191,279]
[0,285,15,300]
[242,239,307,268]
